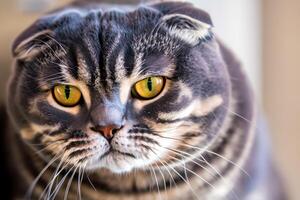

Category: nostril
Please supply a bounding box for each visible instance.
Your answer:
[111,129,117,135]
[112,125,123,135]
[90,127,104,135]
[90,127,98,132]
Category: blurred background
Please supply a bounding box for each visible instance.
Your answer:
[0,0,299,199]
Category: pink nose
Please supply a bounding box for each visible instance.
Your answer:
[91,124,121,140]
[90,104,124,141]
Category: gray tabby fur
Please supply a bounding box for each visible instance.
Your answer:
[1,0,285,199]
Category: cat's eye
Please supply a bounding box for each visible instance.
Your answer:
[132,76,165,100]
[52,84,82,107]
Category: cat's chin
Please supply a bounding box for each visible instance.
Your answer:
[90,162,135,174]
[103,165,134,174]
[85,150,138,174]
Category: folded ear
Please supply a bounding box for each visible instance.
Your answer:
[12,20,53,61]
[160,13,212,45]
[152,1,213,25]
[152,2,213,45]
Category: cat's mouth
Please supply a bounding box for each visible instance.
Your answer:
[85,147,138,173]
[99,148,136,161]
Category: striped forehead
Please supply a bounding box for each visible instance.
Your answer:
[37,7,178,102]
[71,40,175,96]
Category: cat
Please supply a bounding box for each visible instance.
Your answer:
[1,0,285,199]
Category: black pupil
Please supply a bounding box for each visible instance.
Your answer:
[65,85,71,99]
[147,78,152,91]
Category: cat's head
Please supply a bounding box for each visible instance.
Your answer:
[8,2,230,173]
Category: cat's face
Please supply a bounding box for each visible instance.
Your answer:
[8,3,230,173]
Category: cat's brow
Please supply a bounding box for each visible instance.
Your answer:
[76,48,92,84]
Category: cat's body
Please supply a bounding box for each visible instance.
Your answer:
[2,0,285,199]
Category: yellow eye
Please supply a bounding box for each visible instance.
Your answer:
[52,85,82,107]
[132,76,165,100]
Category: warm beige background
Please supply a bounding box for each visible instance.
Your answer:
[0,0,299,199]
[263,0,300,199]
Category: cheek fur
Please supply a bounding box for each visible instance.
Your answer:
[20,123,60,140]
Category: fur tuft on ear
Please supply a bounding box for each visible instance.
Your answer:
[12,18,54,61]
[152,1,213,26]
[161,13,213,45]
